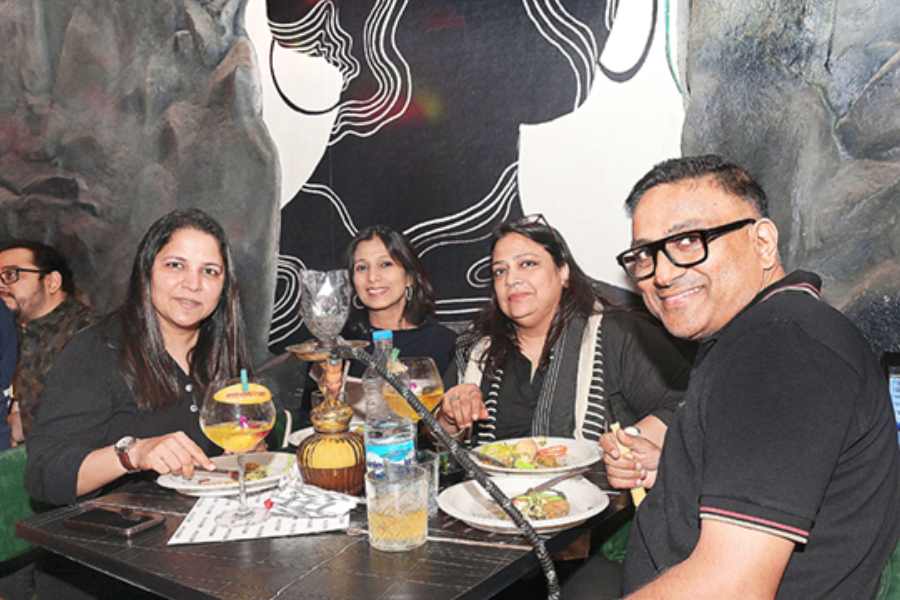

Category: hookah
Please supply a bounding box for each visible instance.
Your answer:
[289,268,561,599]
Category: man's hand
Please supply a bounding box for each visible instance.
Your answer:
[438,384,488,433]
[130,431,215,479]
[7,402,23,447]
[600,427,661,489]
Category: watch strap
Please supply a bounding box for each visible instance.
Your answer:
[115,438,139,472]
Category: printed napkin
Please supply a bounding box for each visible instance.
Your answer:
[267,469,360,518]
[167,471,360,545]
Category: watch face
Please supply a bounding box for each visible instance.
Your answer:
[116,436,135,451]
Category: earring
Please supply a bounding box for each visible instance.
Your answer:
[352,294,365,310]
[405,286,413,301]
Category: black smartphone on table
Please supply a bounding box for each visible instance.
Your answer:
[63,506,165,538]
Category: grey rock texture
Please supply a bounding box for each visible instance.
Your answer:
[685,0,900,354]
[0,0,279,361]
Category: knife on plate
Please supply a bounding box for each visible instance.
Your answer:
[521,468,591,496]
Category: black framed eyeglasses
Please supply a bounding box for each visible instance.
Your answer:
[0,267,47,285]
[616,218,757,281]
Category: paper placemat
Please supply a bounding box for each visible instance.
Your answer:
[168,493,350,545]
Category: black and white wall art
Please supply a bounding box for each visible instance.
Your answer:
[250,0,685,349]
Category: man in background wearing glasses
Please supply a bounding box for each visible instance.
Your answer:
[0,241,94,446]
[613,155,899,599]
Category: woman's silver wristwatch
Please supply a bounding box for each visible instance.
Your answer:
[114,436,139,472]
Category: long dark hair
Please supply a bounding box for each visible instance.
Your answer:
[120,209,251,411]
[466,217,603,373]
[345,225,437,331]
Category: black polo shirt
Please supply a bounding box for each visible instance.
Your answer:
[624,271,900,599]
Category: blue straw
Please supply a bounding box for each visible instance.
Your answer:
[240,368,249,392]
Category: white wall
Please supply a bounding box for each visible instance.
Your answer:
[245,0,685,290]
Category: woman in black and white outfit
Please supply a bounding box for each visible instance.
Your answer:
[438,215,692,489]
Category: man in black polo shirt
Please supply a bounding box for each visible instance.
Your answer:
[613,155,899,598]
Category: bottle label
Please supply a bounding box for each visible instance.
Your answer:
[365,439,415,471]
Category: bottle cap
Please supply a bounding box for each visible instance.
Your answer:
[372,330,393,342]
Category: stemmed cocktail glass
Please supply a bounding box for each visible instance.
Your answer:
[381,357,444,423]
[200,374,276,527]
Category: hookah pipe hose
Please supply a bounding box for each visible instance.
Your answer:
[333,345,560,600]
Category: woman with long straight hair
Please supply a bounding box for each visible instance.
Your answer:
[26,209,252,505]
[439,215,692,488]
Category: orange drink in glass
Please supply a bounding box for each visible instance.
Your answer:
[381,357,443,422]
[200,376,275,527]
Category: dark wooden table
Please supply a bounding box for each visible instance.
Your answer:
[17,469,631,600]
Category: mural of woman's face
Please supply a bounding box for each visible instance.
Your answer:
[150,228,225,341]
[352,237,412,319]
[491,233,568,333]
[258,1,678,352]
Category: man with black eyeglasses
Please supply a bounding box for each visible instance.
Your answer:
[0,241,95,445]
[609,155,899,599]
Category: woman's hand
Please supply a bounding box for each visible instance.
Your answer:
[130,431,215,479]
[600,428,661,489]
[438,384,488,433]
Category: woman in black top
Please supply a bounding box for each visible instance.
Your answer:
[26,209,253,505]
[439,215,691,485]
[342,225,456,376]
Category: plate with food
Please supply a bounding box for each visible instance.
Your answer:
[156,452,295,497]
[437,475,609,534]
[472,437,601,474]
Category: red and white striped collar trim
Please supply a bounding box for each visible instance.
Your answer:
[759,281,821,304]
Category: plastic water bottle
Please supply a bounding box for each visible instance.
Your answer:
[362,330,392,401]
[364,330,415,472]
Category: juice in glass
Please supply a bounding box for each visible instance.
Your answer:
[202,420,273,452]
[199,378,276,527]
[365,464,428,551]
[382,384,444,422]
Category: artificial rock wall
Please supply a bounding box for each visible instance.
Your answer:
[685,0,900,354]
[0,0,278,360]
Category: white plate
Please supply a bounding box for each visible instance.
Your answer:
[156,452,295,497]
[287,418,365,447]
[438,475,609,534]
[472,437,602,475]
